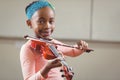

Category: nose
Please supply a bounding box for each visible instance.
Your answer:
[44,22,50,29]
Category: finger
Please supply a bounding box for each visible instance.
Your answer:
[53,58,61,63]
[80,40,84,49]
[83,41,88,49]
[53,58,62,67]
[79,40,88,51]
[77,40,82,49]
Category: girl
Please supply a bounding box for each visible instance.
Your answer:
[20,0,89,80]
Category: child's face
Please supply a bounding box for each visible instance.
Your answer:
[27,7,55,38]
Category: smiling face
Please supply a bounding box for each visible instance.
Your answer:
[27,7,55,39]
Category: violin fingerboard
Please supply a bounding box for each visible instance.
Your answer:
[49,45,68,67]
[49,45,61,57]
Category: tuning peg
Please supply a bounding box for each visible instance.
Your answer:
[60,69,64,72]
[68,67,73,71]
[61,74,65,77]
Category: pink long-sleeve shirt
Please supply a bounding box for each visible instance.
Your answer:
[20,39,83,80]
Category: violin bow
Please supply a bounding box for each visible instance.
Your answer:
[24,35,94,53]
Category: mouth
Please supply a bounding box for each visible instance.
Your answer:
[38,29,52,38]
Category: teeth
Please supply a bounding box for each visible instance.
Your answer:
[42,29,51,33]
[41,31,51,36]
[39,29,51,37]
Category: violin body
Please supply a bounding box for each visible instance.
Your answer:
[31,40,56,60]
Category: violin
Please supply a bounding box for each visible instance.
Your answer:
[24,35,94,80]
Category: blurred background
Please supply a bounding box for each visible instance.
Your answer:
[0,0,120,80]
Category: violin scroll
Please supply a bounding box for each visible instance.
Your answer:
[61,66,74,80]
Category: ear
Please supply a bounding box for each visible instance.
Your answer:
[26,19,32,28]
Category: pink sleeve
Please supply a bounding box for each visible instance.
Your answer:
[20,44,45,80]
[53,40,84,57]
[57,45,84,57]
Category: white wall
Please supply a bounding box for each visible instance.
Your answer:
[0,0,91,40]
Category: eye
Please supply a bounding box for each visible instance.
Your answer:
[37,18,45,24]
[49,19,55,24]
[38,19,45,24]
